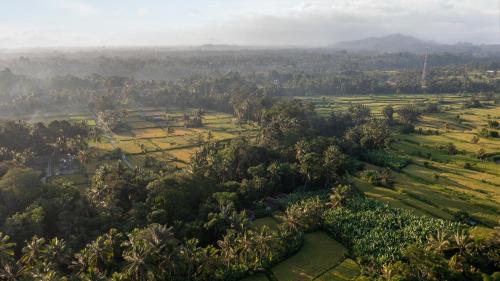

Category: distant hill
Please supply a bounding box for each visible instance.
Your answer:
[332,34,500,56]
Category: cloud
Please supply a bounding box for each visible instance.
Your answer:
[137,8,149,17]
[58,0,99,15]
[0,0,497,48]
[208,0,499,45]
[0,24,102,48]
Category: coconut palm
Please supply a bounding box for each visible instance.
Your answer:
[0,233,16,281]
[426,230,451,253]
[77,148,96,165]
[122,224,177,281]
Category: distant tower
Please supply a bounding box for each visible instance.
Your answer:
[421,48,429,91]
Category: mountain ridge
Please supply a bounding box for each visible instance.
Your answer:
[332,34,500,55]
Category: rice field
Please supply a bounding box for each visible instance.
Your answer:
[15,106,258,187]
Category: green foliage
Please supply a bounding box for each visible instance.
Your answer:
[360,168,394,188]
[361,150,410,171]
[345,119,392,150]
[323,197,462,266]
[480,128,499,138]
[395,105,421,125]
[381,229,500,280]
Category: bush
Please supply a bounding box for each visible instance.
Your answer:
[399,124,415,134]
[437,143,458,155]
[480,128,499,138]
[487,120,499,128]
[360,169,394,188]
[361,150,410,171]
[360,170,381,185]
[476,148,487,159]
[453,210,474,225]
[106,148,123,160]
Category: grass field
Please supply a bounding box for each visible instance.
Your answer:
[316,259,360,281]
[271,231,348,281]
[247,217,359,281]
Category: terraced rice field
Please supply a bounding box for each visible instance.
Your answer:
[14,106,259,187]
[305,94,500,229]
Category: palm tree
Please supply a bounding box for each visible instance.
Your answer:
[122,244,151,281]
[0,233,16,281]
[77,148,96,165]
[122,224,177,281]
[452,230,473,254]
[73,229,122,278]
[19,236,46,270]
[426,230,451,253]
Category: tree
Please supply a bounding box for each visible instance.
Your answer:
[76,148,96,165]
[121,224,178,281]
[73,229,124,279]
[395,105,421,125]
[329,184,355,207]
[297,152,323,190]
[322,145,348,187]
[18,236,70,280]
[382,105,394,124]
[0,168,42,220]
[0,233,16,281]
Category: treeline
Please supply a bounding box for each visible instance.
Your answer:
[2,67,500,117]
[3,48,500,80]
[0,120,100,165]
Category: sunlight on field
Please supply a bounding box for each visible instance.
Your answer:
[272,232,348,281]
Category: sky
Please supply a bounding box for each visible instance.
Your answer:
[0,0,498,48]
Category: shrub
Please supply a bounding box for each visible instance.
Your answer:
[399,124,415,134]
[106,148,123,160]
[361,150,410,171]
[437,143,457,155]
[453,210,474,225]
[479,128,498,138]
[360,170,381,186]
[329,184,355,208]
[487,120,499,128]
[360,169,394,188]
[476,148,487,159]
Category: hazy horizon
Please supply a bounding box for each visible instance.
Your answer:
[0,0,499,49]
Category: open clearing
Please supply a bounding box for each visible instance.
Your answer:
[245,217,360,281]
